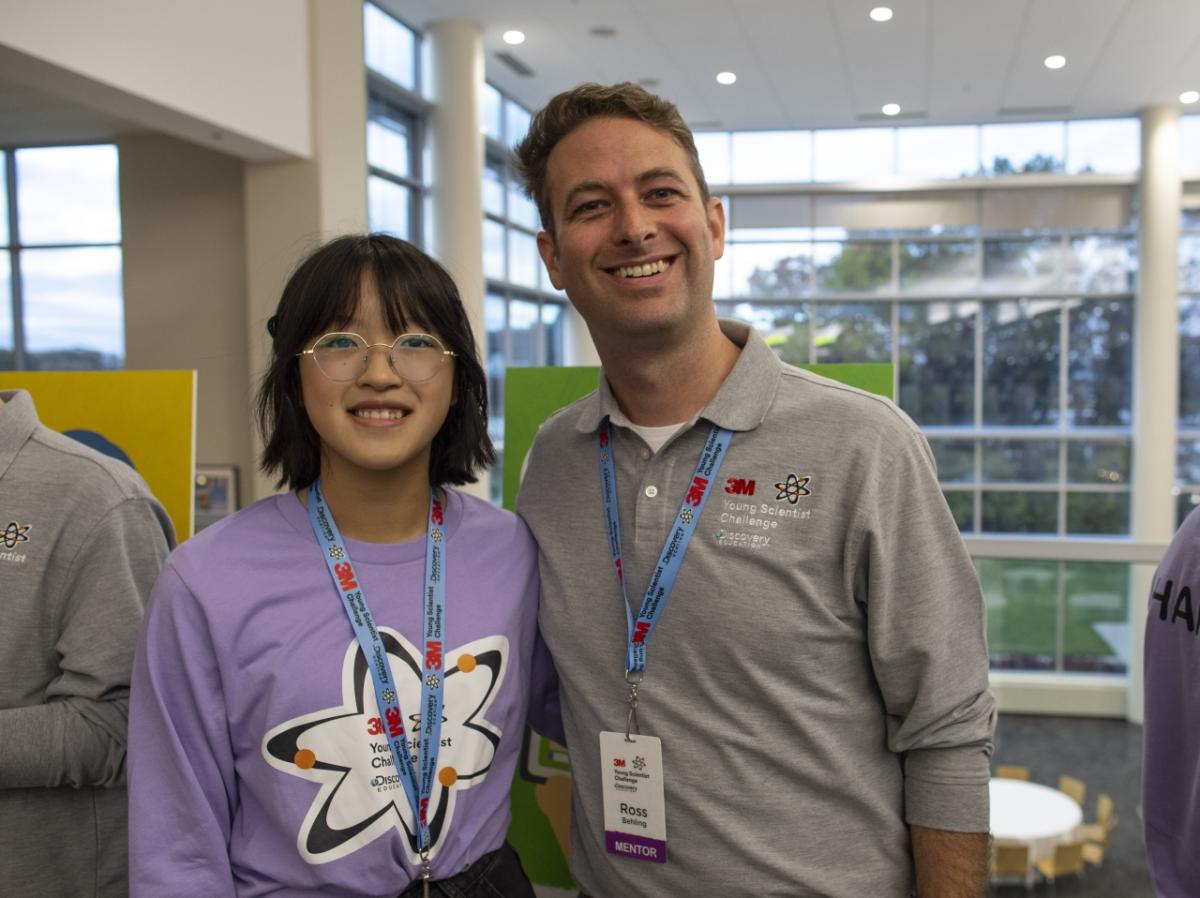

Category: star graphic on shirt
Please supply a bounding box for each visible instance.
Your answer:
[774,473,811,504]
[262,630,509,865]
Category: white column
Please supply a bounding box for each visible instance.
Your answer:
[1128,106,1183,723]
[428,20,488,499]
[243,0,368,502]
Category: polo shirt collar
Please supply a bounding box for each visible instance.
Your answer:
[574,319,781,434]
[0,390,39,481]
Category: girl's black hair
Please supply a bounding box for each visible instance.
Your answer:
[256,234,495,490]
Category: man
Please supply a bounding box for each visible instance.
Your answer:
[0,389,174,896]
[514,83,995,897]
[1143,508,1200,896]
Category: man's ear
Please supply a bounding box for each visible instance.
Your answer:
[537,231,565,290]
[707,196,726,261]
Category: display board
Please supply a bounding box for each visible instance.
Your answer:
[0,370,197,539]
[502,362,892,889]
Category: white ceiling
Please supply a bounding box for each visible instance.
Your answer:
[387,0,1200,130]
[2,0,1197,149]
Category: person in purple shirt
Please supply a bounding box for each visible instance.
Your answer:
[129,235,559,898]
[1143,507,1200,896]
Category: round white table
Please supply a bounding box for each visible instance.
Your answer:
[990,778,1083,859]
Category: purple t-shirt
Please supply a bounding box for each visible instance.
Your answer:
[1143,507,1200,896]
[129,489,558,898]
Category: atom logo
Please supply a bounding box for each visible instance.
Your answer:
[381,688,396,704]
[600,451,609,464]
[329,546,345,561]
[679,509,694,524]
[2,521,31,549]
[632,756,646,770]
[426,674,441,689]
[431,529,443,542]
[774,473,811,504]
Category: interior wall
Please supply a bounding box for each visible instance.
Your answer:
[119,134,254,508]
[0,0,310,160]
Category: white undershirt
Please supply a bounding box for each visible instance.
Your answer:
[626,421,687,454]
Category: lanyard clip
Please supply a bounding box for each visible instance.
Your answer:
[624,668,643,742]
[420,851,432,898]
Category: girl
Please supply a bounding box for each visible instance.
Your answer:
[129,235,557,897]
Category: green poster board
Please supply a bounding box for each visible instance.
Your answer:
[503,362,892,888]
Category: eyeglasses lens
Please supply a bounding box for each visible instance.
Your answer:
[311,333,445,383]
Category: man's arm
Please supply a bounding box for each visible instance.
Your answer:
[0,498,172,788]
[911,825,989,898]
[849,414,995,888]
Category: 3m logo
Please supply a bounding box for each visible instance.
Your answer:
[613,758,626,767]
[385,706,404,739]
[431,496,444,525]
[631,621,651,645]
[599,429,610,448]
[333,561,358,592]
[724,478,756,496]
[425,640,443,670]
[684,476,709,506]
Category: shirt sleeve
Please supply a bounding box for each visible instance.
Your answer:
[526,625,565,747]
[128,562,238,898]
[849,420,996,833]
[0,497,173,789]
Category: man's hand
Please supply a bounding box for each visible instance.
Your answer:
[911,824,989,898]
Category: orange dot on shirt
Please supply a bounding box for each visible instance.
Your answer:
[294,749,317,770]
[457,654,476,673]
[438,767,458,787]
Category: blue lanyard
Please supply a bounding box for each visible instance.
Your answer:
[597,420,732,675]
[306,479,447,857]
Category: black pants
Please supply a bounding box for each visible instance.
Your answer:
[398,843,536,898]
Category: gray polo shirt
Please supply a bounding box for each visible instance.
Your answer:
[517,321,994,897]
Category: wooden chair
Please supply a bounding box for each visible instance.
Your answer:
[995,764,1030,781]
[1079,792,1115,842]
[991,842,1034,889]
[1080,794,1117,868]
[1035,840,1086,883]
[1058,774,1086,807]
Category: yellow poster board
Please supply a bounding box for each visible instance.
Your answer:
[0,371,196,539]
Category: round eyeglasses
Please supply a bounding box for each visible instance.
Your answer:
[298,332,456,384]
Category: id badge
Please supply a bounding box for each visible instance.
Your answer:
[598,731,667,863]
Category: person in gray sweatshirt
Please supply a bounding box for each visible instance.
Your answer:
[0,389,174,897]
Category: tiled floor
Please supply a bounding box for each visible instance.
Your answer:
[991,713,1151,897]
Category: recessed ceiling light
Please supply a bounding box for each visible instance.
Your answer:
[1181,90,1200,105]
[502,30,525,45]
[881,103,901,116]
[869,7,893,22]
[716,71,737,85]
[1044,54,1066,70]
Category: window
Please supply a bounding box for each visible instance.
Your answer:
[482,85,567,504]
[694,118,1139,186]
[364,4,426,242]
[719,188,1135,540]
[1,145,123,370]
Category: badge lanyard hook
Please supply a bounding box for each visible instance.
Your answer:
[624,669,643,742]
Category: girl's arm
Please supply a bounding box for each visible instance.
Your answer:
[128,562,238,898]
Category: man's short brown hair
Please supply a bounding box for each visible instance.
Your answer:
[514,81,710,236]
